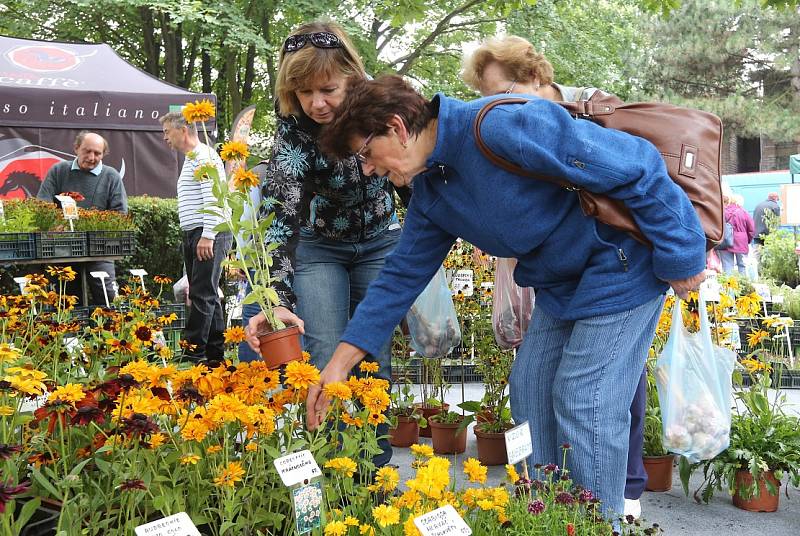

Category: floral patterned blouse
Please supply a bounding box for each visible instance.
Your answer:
[260,112,397,309]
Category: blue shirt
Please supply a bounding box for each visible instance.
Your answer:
[71,159,103,176]
[340,94,706,358]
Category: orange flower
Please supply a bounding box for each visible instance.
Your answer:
[224,326,247,344]
[182,99,215,123]
[232,167,259,190]
[220,140,249,161]
[214,461,245,487]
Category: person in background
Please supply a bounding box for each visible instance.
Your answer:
[160,112,233,365]
[295,74,706,521]
[461,35,649,520]
[719,194,755,275]
[37,131,127,305]
[752,191,781,270]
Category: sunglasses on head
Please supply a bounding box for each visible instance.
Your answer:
[283,31,343,53]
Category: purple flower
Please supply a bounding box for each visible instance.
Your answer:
[555,492,575,506]
[577,488,594,503]
[528,499,546,515]
[0,480,30,513]
[561,442,572,450]
[0,444,22,461]
[119,479,146,492]
[543,463,559,474]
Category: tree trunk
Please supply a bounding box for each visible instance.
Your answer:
[160,13,177,84]
[138,7,160,76]
[227,48,243,122]
[202,49,212,94]
[242,44,256,104]
[181,32,200,89]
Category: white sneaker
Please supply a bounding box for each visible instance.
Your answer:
[624,498,642,520]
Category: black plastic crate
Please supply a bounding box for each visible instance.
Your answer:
[153,303,186,331]
[0,232,35,260]
[35,231,87,258]
[87,230,134,256]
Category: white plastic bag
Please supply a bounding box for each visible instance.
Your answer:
[173,275,190,306]
[492,258,535,349]
[655,297,735,463]
[406,267,462,358]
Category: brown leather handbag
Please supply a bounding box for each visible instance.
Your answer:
[473,92,724,250]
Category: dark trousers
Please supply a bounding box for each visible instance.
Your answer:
[625,368,648,499]
[182,228,232,362]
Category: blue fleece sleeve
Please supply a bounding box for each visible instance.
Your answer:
[488,99,706,281]
[340,198,456,358]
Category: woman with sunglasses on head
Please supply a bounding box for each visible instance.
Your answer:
[462,35,649,521]
[245,21,404,467]
[305,73,706,522]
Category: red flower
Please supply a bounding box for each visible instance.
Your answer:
[119,479,146,492]
[59,191,85,202]
[0,444,22,461]
[0,480,30,513]
[566,523,575,536]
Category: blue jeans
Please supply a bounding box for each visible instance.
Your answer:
[238,296,261,362]
[718,250,746,274]
[510,295,664,519]
[626,368,647,499]
[294,226,401,466]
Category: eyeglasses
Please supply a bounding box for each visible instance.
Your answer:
[283,32,343,53]
[355,133,375,163]
[504,80,518,94]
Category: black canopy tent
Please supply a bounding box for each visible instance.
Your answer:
[0,35,216,200]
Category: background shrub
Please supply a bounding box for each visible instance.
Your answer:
[117,196,184,282]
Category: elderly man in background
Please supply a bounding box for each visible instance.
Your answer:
[37,130,127,304]
[159,111,232,365]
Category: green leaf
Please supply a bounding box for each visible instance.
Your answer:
[32,467,61,499]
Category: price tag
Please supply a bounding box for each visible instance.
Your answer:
[504,421,533,465]
[452,269,474,297]
[135,512,200,536]
[753,283,771,302]
[293,481,323,534]
[414,505,471,536]
[273,450,321,487]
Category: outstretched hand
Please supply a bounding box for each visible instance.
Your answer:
[667,270,707,300]
[245,307,304,354]
[305,342,366,430]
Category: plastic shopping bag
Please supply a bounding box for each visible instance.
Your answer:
[655,297,736,463]
[492,258,535,349]
[406,267,462,358]
[173,275,190,306]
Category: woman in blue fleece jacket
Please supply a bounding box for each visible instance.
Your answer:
[252,74,706,518]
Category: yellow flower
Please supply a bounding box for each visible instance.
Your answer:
[323,382,352,401]
[341,412,363,428]
[245,442,258,452]
[325,457,357,478]
[362,387,390,414]
[747,329,769,347]
[214,461,245,488]
[232,167,259,191]
[359,524,375,536]
[505,464,520,484]
[372,504,400,527]
[741,358,769,374]
[344,517,359,527]
[463,457,487,484]
[207,445,222,454]
[180,454,201,465]
[46,265,77,282]
[193,162,217,182]
[373,466,400,492]
[49,383,86,405]
[359,361,380,374]
[477,499,495,511]
[119,360,152,382]
[148,433,167,449]
[224,326,247,344]
[0,343,21,362]
[324,521,347,536]
[220,140,249,161]
[284,361,320,390]
[403,517,421,536]
[367,412,386,426]
[182,99,215,123]
[410,444,434,459]
[6,375,45,396]
[0,405,15,417]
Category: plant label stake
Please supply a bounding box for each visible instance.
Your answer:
[13,276,34,314]
[54,194,78,231]
[414,504,472,536]
[129,268,148,292]
[90,271,111,307]
[134,512,200,536]
[0,200,4,222]
[273,450,321,487]
[505,421,533,466]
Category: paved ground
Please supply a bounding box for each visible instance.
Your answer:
[388,384,800,536]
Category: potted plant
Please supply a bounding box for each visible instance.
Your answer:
[642,361,674,491]
[416,358,448,438]
[388,382,426,447]
[429,406,471,455]
[679,366,800,511]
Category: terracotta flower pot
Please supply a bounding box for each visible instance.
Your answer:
[474,426,508,466]
[643,454,674,492]
[732,470,781,512]
[257,325,303,369]
[390,415,420,448]
[416,403,449,438]
[430,419,467,454]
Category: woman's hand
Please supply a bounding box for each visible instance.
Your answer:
[245,306,304,353]
[306,342,367,430]
[667,271,707,300]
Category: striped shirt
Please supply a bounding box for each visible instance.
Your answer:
[177,142,225,239]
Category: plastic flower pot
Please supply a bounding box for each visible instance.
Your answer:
[474,425,509,466]
[732,470,781,512]
[257,325,303,369]
[430,419,467,454]
[416,403,448,438]
[18,497,61,536]
[643,454,674,492]
[389,415,420,447]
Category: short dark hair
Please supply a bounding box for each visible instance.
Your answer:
[320,75,435,159]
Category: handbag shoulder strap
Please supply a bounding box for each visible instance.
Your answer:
[472,98,576,190]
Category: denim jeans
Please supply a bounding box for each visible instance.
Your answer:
[509,294,664,519]
[182,229,233,363]
[718,250,746,274]
[294,226,401,466]
[238,272,261,362]
[625,368,647,499]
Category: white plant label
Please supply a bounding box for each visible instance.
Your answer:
[273,450,321,486]
[699,278,721,302]
[54,195,78,220]
[18,390,49,413]
[753,283,771,302]
[414,504,472,536]
[0,200,5,222]
[505,421,533,465]
[772,294,785,304]
[452,269,474,297]
[134,512,200,536]
[721,322,741,350]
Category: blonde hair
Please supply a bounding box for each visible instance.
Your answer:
[733,194,745,207]
[275,21,365,118]
[462,35,554,91]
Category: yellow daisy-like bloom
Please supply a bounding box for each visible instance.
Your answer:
[463,457,487,484]
[403,517,421,536]
[193,162,217,182]
[323,381,352,401]
[359,361,380,374]
[45,265,77,282]
[153,275,173,284]
[180,454,201,465]
[284,361,320,390]
[148,432,167,449]
[224,326,247,344]
[372,504,400,527]
[341,411,363,428]
[207,445,223,454]
[0,343,21,362]
[214,461,245,488]
[747,329,769,347]
[119,360,153,382]
[367,412,386,426]
[741,358,769,374]
[245,442,258,452]
[324,521,347,536]
[232,167,259,191]
[0,405,14,416]
[505,464,520,484]
[477,498,495,511]
[6,375,46,396]
[359,524,375,536]
[182,99,215,123]
[325,456,357,478]
[373,466,400,492]
[344,517,359,527]
[220,140,249,161]
[361,387,390,414]
[410,444,434,459]
[48,383,86,405]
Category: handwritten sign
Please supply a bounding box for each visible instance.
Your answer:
[135,512,200,536]
[452,269,474,297]
[505,421,533,465]
[414,505,471,536]
[273,450,321,487]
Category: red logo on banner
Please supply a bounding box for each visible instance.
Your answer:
[8,45,80,73]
